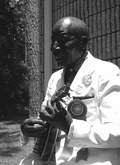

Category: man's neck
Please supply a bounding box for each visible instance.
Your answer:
[66,51,88,72]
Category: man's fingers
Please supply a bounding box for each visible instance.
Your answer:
[24,123,47,137]
[24,118,45,126]
[56,101,67,115]
[47,100,55,114]
[25,123,44,130]
[21,117,48,137]
[55,102,62,112]
[40,110,53,122]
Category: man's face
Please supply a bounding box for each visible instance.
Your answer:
[51,32,80,67]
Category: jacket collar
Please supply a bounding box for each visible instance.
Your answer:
[69,51,96,95]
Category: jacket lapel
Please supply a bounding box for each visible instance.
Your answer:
[56,69,65,90]
[70,52,96,95]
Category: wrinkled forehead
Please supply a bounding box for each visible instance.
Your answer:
[52,17,88,39]
[52,18,72,35]
[51,19,73,42]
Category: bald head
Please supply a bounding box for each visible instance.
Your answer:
[52,17,88,40]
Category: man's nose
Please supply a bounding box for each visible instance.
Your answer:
[52,41,61,51]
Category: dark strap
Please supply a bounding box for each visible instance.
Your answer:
[33,125,58,161]
[76,148,88,162]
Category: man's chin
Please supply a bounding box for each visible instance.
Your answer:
[57,61,68,67]
[56,58,69,67]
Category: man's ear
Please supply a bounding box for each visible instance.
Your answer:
[79,36,88,49]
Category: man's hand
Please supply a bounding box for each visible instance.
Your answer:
[21,118,47,137]
[40,101,73,134]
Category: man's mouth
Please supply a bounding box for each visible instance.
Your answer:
[53,51,64,60]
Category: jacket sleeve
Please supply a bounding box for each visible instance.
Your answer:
[67,63,120,148]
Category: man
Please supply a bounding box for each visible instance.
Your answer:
[20,17,120,165]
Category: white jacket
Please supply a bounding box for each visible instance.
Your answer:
[20,52,120,165]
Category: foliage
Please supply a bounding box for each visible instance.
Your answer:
[0,0,29,117]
